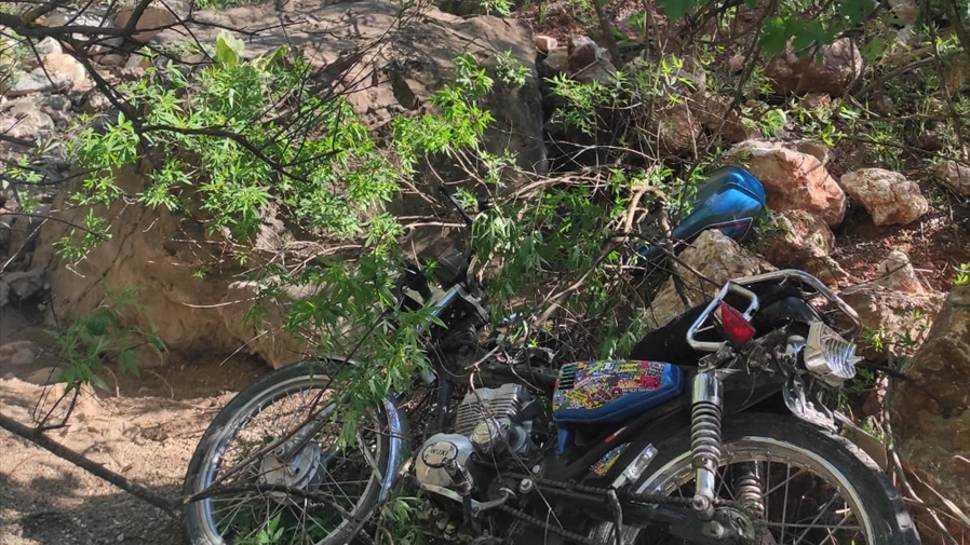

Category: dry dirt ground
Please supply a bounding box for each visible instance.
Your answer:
[0,307,267,545]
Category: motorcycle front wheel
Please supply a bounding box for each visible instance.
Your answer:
[591,413,920,545]
[183,360,393,545]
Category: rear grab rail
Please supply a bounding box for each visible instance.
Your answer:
[686,269,861,352]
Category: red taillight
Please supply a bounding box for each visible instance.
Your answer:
[716,302,756,345]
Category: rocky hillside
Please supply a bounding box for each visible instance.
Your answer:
[1,0,969,542]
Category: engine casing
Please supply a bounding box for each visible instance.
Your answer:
[414,383,534,501]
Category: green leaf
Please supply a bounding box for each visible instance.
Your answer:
[657,0,695,20]
[760,16,790,56]
[215,30,244,67]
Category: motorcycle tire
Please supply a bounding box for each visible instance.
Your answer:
[591,413,920,545]
[183,360,393,545]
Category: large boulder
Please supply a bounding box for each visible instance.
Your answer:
[840,251,942,361]
[725,140,847,226]
[754,209,848,285]
[0,96,55,141]
[934,160,970,197]
[7,52,92,97]
[33,2,546,369]
[644,230,775,329]
[164,0,546,173]
[766,38,863,96]
[891,285,970,513]
[839,168,929,226]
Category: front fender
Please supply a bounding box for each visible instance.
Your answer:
[380,396,408,502]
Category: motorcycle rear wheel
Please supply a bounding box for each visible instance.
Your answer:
[591,413,920,545]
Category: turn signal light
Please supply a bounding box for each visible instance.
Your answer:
[716,302,756,345]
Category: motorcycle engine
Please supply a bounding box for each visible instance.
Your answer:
[415,383,535,500]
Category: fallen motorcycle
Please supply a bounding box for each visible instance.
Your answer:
[182,167,920,545]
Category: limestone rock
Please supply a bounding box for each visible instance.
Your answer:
[889,0,919,25]
[36,1,549,369]
[160,0,546,174]
[792,139,829,165]
[725,140,847,226]
[216,281,310,369]
[891,285,970,513]
[0,269,46,305]
[8,52,91,96]
[766,38,863,96]
[114,5,179,43]
[875,250,926,295]
[840,281,942,362]
[543,46,570,73]
[645,230,775,329]
[0,341,37,368]
[754,209,848,285]
[534,35,557,54]
[0,96,55,141]
[934,160,970,197]
[567,36,616,84]
[840,168,929,226]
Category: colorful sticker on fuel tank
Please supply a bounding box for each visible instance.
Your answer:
[553,360,666,412]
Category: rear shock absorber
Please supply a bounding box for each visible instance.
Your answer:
[690,369,723,519]
[734,462,766,518]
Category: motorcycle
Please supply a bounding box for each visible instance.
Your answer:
[182,167,920,545]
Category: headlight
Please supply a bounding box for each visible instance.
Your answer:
[803,321,860,387]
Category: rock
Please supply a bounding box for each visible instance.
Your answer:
[160,0,545,174]
[800,93,832,111]
[567,36,616,84]
[22,366,65,385]
[792,139,829,165]
[534,35,557,54]
[34,37,62,56]
[725,140,847,226]
[728,53,745,73]
[0,96,55,141]
[766,38,863,96]
[840,283,941,361]
[694,92,757,144]
[37,2,548,369]
[840,168,929,226]
[656,101,702,153]
[216,281,310,368]
[81,90,112,114]
[644,230,775,328]
[543,46,570,73]
[7,52,91,96]
[754,209,848,285]
[889,0,919,25]
[891,285,970,513]
[875,250,925,295]
[0,341,37,368]
[0,269,46,303]
[7,72,64,97]
[114,5,178,43]
[933,160,970,197]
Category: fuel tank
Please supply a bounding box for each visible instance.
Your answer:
[638,166,766,262]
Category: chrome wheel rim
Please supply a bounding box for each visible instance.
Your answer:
[596,436,874,545]
[192,375,384,545]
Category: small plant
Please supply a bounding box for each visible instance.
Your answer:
[479,0,513,16]
[495,50,529,88]
[56,287,166,391]
[954,262,970,286]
